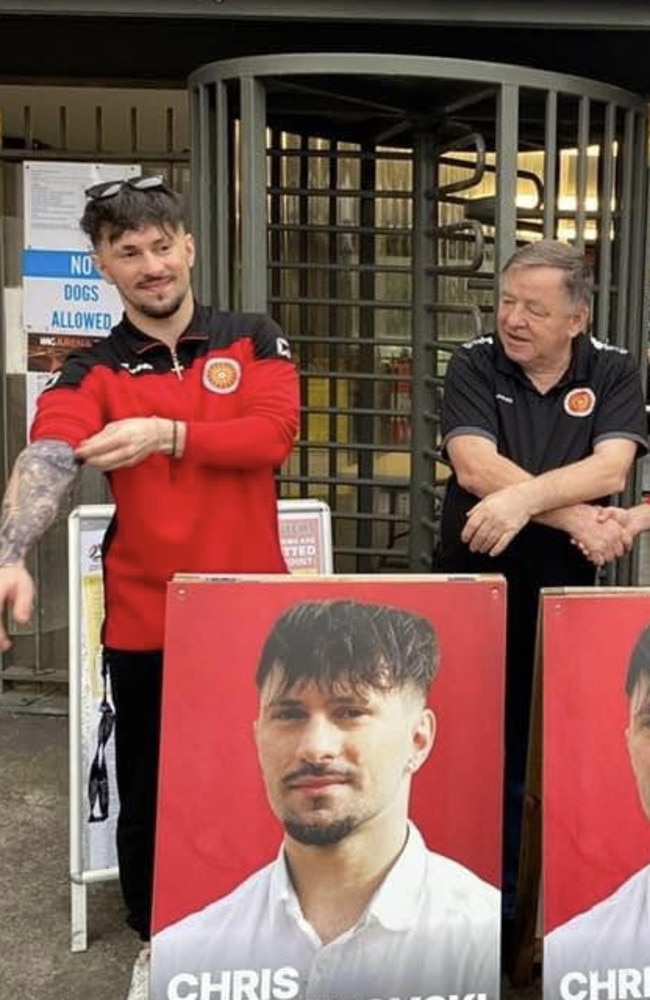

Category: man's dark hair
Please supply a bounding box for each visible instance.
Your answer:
[80,183,187,247]
[256,599,439,699]
[626,624,650,698]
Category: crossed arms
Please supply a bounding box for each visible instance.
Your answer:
[447,434,639,563]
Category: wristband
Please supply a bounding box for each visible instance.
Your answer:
[171,420,178,459]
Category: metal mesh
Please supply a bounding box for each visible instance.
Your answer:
[190,55,649,579]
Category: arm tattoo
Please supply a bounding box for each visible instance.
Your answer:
[0,439,79,567]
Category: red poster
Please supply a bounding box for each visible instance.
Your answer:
[151,575,506,1000]
[543,591,650,997]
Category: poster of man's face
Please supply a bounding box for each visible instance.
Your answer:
[543,592,650,998]
[151,576,506,1000]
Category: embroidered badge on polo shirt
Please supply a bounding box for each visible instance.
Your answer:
[203,357,241,394]
[564,387,596,417]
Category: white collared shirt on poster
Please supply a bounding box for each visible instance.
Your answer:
[151,823,500,1000]
[544,863,650,1000]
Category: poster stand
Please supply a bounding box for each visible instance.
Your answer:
[68,504,117,953]
[541,587,650,995]
[68,498,333,952]
[150,574,506,999]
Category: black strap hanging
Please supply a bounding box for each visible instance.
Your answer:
[87,657,115,823]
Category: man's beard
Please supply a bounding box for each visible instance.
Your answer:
[137,290,186,320]
[126,285,188,321]
[284,815,357,846]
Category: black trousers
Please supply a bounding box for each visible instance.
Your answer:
[104,647,163,941]
[441,526,595,920]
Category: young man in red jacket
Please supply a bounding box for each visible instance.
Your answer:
[0,175,299,998]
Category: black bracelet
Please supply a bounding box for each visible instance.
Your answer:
[171,420,178,459]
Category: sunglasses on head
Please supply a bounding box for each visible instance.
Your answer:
[85,174,170,200]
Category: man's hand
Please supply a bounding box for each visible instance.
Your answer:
[598,504,650,537]
[0,565,34,652]
[597,506,631,527]
[569,505,632,566]
[462,484,531,556]
[75,418,171,471]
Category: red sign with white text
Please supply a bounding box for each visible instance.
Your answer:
[543,590,650,997]
[152,575,506,1000]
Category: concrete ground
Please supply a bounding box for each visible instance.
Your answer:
[0,706,140,1000]
[0,702,540,1000]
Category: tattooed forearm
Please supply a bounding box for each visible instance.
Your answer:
[0,439,79,567]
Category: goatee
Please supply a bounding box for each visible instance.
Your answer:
[284,816,356,846]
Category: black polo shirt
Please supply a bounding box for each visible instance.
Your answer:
[440,332,648,586]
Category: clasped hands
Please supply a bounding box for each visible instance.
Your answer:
[462,483,634,567]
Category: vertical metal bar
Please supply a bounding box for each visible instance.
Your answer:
[357,145,377,571]
[543,91,558,238]
[211,81,230,310]
[595,102,616,344]
[130,107,139,155]
[624,109,648,363]
[190,83,212,304]
[269,128,282,312]
[239,75,268,311]
[166,107,176,189]
[23,105,33,149]
[94,106,103,153]
[614,109,636,347]
[228,117,239,309]
[298,136,311,501]
[573,96,590,252]
[328,142,340,492]
[410,133,436,571]
[58,106,68,152]
[166,107,175,156]
[68,510,87,951]
[495,84,519,281]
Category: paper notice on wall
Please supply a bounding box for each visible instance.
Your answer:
[23,162,138,335]
[22,161,139,429]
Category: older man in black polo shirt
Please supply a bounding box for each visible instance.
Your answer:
[440,239,648,940]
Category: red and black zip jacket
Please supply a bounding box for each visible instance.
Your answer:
[30,303,300,650]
